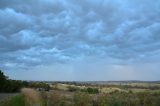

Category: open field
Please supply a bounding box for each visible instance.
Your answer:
[51,81,160,93]
[0,81,160,106]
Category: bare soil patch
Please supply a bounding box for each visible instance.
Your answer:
[0,93,18,101]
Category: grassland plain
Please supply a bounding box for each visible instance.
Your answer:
[0,82,160,106]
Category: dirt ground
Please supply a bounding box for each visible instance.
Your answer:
[0,93,17,101]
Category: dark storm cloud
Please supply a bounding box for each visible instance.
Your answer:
[0,0,160,72]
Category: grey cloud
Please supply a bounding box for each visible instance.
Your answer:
[0,0,160,72]
[0,8,32,36]
[0,0,66,15]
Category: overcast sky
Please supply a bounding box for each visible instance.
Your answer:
[0,0,160,81]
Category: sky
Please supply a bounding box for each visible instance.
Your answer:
[0,0,160,81]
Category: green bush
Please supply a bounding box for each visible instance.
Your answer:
[81,87,99,94]
[74,92,92,106]
[67,86,78,92]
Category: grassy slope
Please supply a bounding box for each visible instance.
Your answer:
[0,95,25,106]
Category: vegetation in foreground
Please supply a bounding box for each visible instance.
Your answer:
[0,88,160,106]
[0,95,25,106]
[1,69,160,106]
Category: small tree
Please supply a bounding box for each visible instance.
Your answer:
[0,70,7,92]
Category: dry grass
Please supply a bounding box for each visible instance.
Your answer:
[21,88,41,106]
[100,87,127,93]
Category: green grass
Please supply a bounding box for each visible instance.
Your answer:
[0,95,25,106]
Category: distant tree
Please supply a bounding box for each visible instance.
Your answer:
[0,70,29,92]
[0,70,7,92]
[0,69,50,93]
[87,87,99,94]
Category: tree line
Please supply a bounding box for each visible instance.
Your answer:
[0,70,50,93]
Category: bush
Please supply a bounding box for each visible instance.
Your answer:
[0,70,30,93]
[21,88,41,106]
[67,86,78,92]
[80,87,99,94]
[87,87,99,94]
[48,92,69,106]
[74,92,92,106]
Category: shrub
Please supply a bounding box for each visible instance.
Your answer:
[21,88,41,106]
[40,91,48,106]
[87,87,99,94]
[74,92,92,106]
[97,94,108,106]
[81,87,99,94]
[48,92,68,106]
[67,86,78,92]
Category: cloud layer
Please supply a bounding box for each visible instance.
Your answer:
[0,0,160,80]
